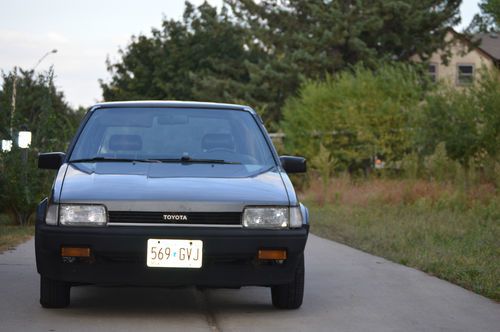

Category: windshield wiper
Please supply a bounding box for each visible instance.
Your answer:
[70,157,161,163]
[156,155,241,165]
[70,156,240,165]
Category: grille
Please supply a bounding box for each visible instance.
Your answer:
[108,211,242,225]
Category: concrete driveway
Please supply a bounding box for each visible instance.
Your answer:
[0,234,498,332]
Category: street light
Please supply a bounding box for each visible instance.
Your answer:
[33,49,58,70]
[2,50,55,195]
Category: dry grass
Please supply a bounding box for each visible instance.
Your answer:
[302,177,500,301]
[0,215,34,253]
[302,176,497,208]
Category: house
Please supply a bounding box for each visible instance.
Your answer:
[424,28,500,85]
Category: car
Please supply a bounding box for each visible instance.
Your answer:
[35,101,309,309]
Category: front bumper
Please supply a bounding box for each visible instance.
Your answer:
[35,224,308,287]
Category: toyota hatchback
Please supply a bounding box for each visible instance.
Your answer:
[36,101,309,309]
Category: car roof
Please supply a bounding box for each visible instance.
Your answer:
[92,100,255,113]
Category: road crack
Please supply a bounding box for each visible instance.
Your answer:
[195,288,222,332]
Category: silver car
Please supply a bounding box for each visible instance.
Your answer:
[36,101,309,309]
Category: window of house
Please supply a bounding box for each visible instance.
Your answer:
[428,63,437,82]
[457,64,474,85]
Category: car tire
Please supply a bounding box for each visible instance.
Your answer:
[40,276,70,308]
[271,254,304,309]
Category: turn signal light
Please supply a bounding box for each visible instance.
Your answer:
[258,249,287,260]
[61,247,91,257]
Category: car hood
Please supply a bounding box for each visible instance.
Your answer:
[58,162,290,212]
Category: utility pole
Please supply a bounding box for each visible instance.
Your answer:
[9,67,17,139]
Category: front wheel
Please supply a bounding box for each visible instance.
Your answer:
[271,254,304,309]
[40,276,70,308]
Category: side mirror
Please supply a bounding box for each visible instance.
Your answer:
[280,156,306,173]
[38,152,66,170]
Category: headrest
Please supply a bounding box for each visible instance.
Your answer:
[109,134,142,151]
[202,133,235,151]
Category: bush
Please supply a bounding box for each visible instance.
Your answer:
[0,148,47,225]
[283,64,500,188]
[423,143,460,183]
[417,68,500,188]
[282,63,425,176]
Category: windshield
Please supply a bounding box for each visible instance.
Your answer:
[70,107,276,169]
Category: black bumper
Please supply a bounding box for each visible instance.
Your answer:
[35,224,308,287]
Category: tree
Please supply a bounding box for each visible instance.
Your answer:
[100,2,263,112]
[227,0,461,122]
[468,0,500,32]
[0,68,82,224]
[102,1,460,127]
[0,68,81,150]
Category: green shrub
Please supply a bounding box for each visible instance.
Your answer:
[0,148,46,225]
[282,63,424,175]
[423,143,460,183]
[417,68,500,188]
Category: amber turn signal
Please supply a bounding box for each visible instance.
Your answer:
[61,247,91,257]
[258,249,287,260]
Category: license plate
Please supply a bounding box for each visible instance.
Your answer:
[147,239,203,268]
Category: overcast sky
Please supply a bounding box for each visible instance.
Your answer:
[0,0,480,108]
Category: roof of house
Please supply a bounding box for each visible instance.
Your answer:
[474,32,500,60]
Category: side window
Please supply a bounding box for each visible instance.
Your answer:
[457,64,474,85]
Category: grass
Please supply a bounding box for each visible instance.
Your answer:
[302,177,500,301]
[0,215,34,253]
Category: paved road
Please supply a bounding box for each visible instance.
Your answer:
[0,235,498,332]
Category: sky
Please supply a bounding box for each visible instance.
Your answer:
[0,0,480,108]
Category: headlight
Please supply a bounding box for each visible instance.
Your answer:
[59,204,107,226]
[242,207,303,229]
[243,207,288,228]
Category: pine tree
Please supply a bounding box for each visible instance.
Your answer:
[227,0,461,122]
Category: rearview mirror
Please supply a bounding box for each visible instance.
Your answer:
[157,114,189,125]
[280,156,306,173]
[38,152,66,170]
